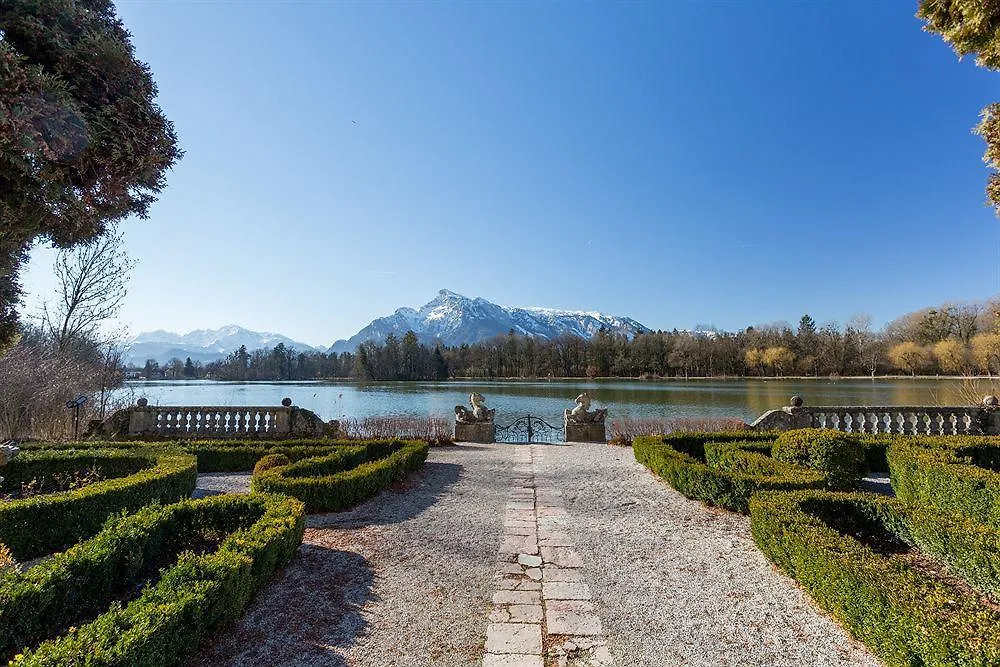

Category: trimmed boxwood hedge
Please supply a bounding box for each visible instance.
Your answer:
[0,449,197,560]
[772,428,865,489]
[252,439,429,513]
[21,439,396,473]
[632,432,826,513]
[888,435,1000,527]
[2,492,304,666]
[750,489,1000,667]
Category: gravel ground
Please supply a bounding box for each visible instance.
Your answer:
[192,443,512,667]
[534,442,882,667]
[192,472,252,498]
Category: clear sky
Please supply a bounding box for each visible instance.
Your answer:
[20,0,1000,347]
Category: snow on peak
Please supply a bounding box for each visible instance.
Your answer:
[329,291,650,353]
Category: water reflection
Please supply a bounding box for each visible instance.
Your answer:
[121,378,980,425]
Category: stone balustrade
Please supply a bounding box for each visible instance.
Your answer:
[750,395,1000,435]
[92,398,335,439]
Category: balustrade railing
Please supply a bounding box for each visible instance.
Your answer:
[136,406,290,437]
[92,398,333,439]
[750,395,1000,435]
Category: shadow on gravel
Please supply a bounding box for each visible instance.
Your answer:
[307,461,462,529]
[190,546,375,667]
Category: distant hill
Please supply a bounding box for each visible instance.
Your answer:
[328,289,651,353]
[126,325,320,366]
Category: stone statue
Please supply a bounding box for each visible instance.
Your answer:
[565,392,607,424]
[455,392,495,424]
[0,442,19,486]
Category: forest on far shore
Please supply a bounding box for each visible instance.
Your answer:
[140,299,1000,382]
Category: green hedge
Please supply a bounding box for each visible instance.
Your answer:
[0,450,197,560]
[772,428,865,490]
[750,490,1000,667]
[888,436,1000,527]
[632,432,826,513]
[3,493,304,666]
[21,439,395,473]
[252,440,429,513]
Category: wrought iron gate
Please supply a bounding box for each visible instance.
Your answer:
[494,415,563,443]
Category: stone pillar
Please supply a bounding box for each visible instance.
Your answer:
[454,421,495,443]
[982,396,1000,435]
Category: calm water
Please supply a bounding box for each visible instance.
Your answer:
[120,378,982,426]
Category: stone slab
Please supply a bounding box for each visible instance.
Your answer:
[543,581,592,600]
[485,623,542,654]
[482,654,544,667]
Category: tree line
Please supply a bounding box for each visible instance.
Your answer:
[141,298,1000,381]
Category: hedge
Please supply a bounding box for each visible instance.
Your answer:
[252,439,429,513]
[888,436,1000,527]
[0,449,197,560]
[772,428,865,490]
[21,439,391,473]
[632,432,826,513]
[2,493,304,666]
[750,490,1000,667]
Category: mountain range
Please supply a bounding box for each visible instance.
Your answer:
[126,290,651,365]
[126,326,322,366]
[327,289,650,353]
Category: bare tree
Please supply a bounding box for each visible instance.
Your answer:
[43,226,135,355]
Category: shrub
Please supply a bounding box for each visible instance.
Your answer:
[22,439,350,473]
[1,493,304,665]
[772,428,865,490]
[888,436,1000,527]
[252,439,429,513]
[632,432,825,514]
[750,490,1000,667]
[253,453,291,476]
[0,449,196,559]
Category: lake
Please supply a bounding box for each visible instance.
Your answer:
[119,378,988,426]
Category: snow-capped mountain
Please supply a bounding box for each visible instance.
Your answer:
[328,289,651,353]
[126,326,319,366]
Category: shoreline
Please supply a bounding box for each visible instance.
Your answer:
[126,375,999,384]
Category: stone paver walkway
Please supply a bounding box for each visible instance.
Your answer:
[484,445,613,667]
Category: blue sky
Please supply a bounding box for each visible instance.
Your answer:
[21,0,1000,347]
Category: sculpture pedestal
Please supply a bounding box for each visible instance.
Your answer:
[564,421,606,443]
[454,421,495,443]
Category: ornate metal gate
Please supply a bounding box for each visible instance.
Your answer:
[494,415,563,443]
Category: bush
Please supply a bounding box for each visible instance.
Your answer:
[772,428,865,490]
[252,440,429,513]
[0,449,197,559]
[632,432,825,514]
[21,439,353,473]
[888,436,1000,527]
[253,453,291,476]
[750,490,1000,667]
[1,493,304,665]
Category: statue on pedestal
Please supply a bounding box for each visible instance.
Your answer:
[455,392,495,424]
[454,393,495,443]
[565,392,607,424]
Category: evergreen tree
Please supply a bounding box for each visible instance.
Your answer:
[1,0,181,346]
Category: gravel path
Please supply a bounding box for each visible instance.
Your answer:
[537,442,881,667]
[192,472,251,498]
[192,444,512,666]
[191,442,883,666]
